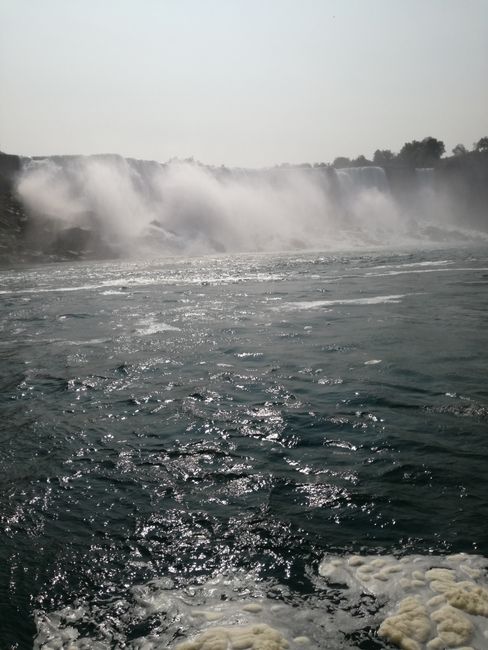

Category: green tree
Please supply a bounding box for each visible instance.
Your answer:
[333,156,351,168]
[373,149,395,165]
[452,144,468,156]
[351,154,371,167]
[423,137,445,161]
[474,137,488,152]
[399,137,445,167]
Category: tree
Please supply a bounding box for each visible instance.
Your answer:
[452,144,468,156]
[399,137,445,167]
[373,149,395,165]
[423,137,445,161]
[474,137,488,152]
[351,154,371,167]
[332,156,351,168]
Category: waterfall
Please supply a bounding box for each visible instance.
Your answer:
[335,166,390,194]
[415,167,435,190]
[13,155,479,259]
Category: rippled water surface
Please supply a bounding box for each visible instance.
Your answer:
[1,248,488,648]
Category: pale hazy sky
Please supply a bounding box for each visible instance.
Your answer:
[1,0,487,167]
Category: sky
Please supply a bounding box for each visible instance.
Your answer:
[0,0,487,167]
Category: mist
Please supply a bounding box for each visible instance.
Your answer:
[15,155,482,260]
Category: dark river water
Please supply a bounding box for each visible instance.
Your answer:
[1,247,487,649]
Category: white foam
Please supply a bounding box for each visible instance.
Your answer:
[34,575,339,650]
[33,554,488,649]
[0,272,285,296]
[174,623,288,650]
[365,267,488,278]
[0,284,103,294]
[285,294,407,310]
[368,260,453,270]
[319,553,488,649]
[62,338,109,346]
[317,377,344,385]
[135,317,180,335]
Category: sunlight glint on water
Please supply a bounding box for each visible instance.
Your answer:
[1,247,487,649]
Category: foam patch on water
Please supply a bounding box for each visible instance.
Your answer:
[174,623,289,649]
[33,554,488,649]
[135,317,181,335]
[365,267,488,278]
[0,271,284,296]
[318,553,488,649]
[62,338,110,346]
[285,294,407,310]
[367,261,453,270]
[33,575,339,650]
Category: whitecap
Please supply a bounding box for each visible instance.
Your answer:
[365,267,488,277]
[285,294,407,310]
[136,321,181,335]
[61,339,110,346]
[368,260,453,270]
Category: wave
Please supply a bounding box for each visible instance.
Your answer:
[284,294,408,310]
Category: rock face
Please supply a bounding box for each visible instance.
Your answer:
[0,152,85,265]
[47,226,94,258]
[0,152,109,265]
[0,153,27,265]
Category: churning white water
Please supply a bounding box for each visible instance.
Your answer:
[15,156,482,259]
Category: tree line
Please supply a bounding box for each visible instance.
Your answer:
[315,136,488,170]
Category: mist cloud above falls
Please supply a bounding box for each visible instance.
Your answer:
[15,156,473,259]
